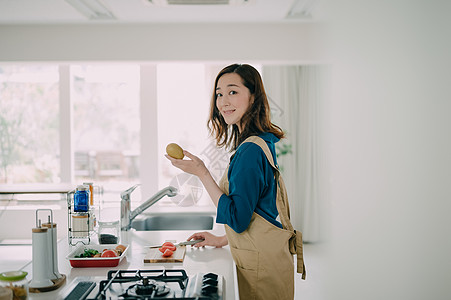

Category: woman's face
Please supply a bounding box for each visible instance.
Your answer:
[215,73,253,132]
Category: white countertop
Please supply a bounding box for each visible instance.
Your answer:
[1,226,237,300]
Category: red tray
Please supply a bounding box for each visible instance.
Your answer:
[66,244,129,268]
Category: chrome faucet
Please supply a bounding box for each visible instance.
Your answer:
[120,184,178,231]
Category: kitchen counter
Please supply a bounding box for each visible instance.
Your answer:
[1,226,238,300]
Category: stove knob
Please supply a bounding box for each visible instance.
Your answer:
[202,278,218,286]
[201,284,218,295]
[203,273,219,281]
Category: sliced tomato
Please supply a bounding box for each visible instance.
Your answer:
[162,242,176,251]
[162,248,174,257]
[101,250,118,257]
[159,246,176,252]
[159,246,169,253]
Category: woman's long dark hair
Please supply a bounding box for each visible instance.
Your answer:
[208,64,285,151]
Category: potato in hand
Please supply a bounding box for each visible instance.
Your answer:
[166,143,184,159]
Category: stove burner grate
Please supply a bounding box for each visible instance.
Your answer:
[91,269,189,300]
[84,269,222,300]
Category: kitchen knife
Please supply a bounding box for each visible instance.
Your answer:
[147,239,205,248]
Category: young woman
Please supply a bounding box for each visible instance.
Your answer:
[165,64,305,300]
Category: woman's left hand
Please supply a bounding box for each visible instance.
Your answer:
[165,150,209,178]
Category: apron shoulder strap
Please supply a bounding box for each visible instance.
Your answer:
[242,136,292,228]
[242,136,278,170]
[242,136,306,279]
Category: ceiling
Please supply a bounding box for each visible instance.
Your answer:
[0,0,322,24]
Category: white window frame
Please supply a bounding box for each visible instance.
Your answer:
[59,64,73,183]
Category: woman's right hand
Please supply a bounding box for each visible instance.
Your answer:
[166,150,224,208]
[165,150,209,178]
[187,232,228,248]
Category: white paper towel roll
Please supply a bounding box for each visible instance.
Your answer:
[42,222,62,280]
[29,227,54,288]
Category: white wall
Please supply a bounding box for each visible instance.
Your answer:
[0,23,326,63]
[322,1,451,300]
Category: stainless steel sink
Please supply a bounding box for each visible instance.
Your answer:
[131,213,214,231]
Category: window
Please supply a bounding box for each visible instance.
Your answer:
[156,63,230,207]
[71,65,140,194]
[157,63,211,185]
[0,62,260,209]
[0,65,59,184]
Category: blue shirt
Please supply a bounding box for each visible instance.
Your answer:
[216,132,283,233]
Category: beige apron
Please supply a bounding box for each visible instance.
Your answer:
[219,136,306,300]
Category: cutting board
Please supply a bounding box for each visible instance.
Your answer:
[143,246,186,263]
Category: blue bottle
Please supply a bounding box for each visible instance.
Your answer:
[74,185,89,212]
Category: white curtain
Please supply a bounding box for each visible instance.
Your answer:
[262,65,328,243]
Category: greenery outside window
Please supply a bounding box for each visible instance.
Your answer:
[0,65,59,184]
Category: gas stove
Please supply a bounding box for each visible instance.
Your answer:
[63,269,225,300]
